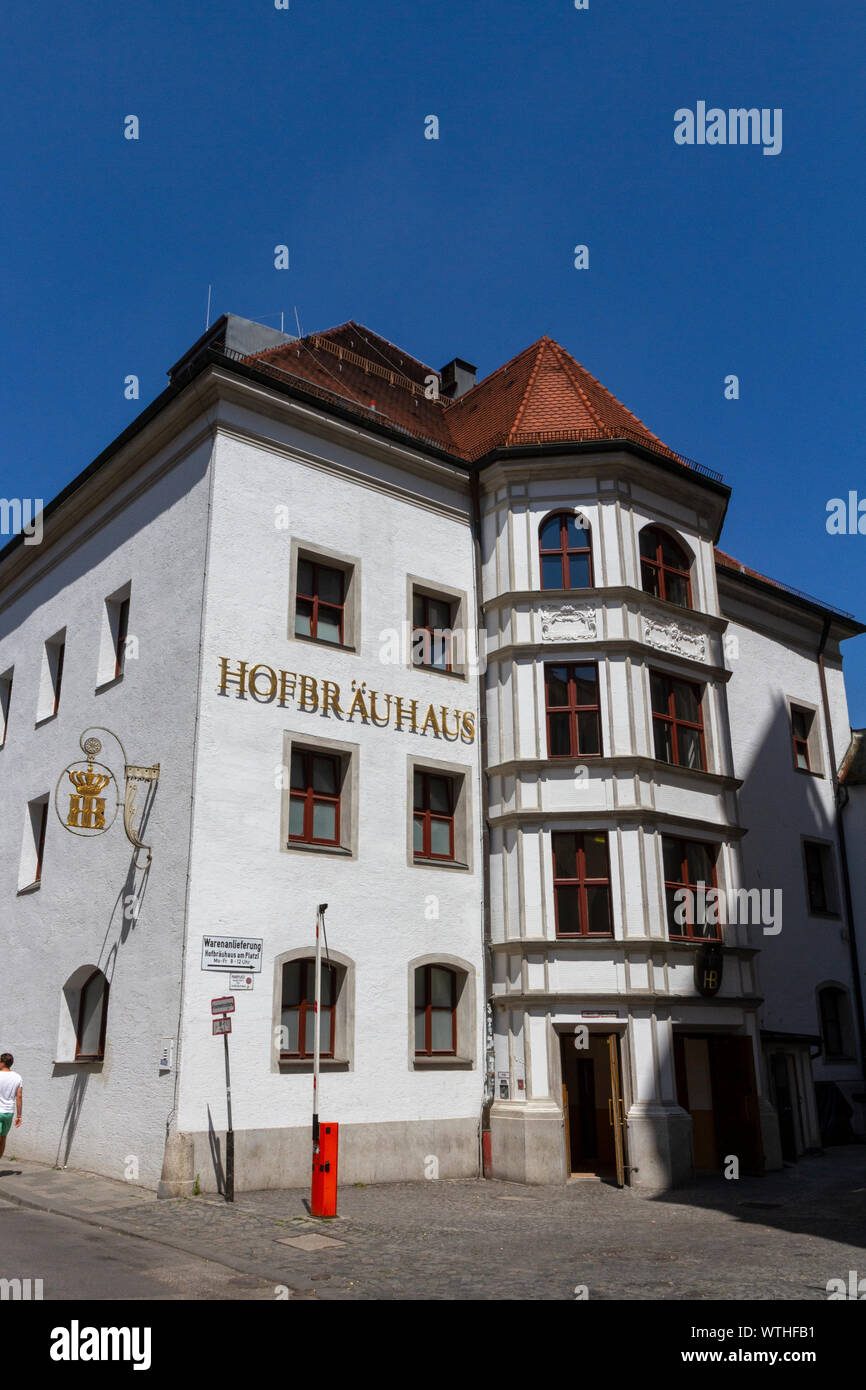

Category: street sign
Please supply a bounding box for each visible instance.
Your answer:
[213,1016,232,1036]
[229,973,254,991]
[201,935,263,973]
[211,996,236,1016]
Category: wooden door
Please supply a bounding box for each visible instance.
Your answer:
[607,1033,626,1187]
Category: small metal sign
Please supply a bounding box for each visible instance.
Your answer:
[229,973,254,991]
[211,996,235,1016]
[695,944,723,997]
[213,1016,232,1036]
[201,936,263,973]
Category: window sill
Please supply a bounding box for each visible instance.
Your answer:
[16,882,41,896]
[555,933,614,941]
[95,673,124,696]
[412,1055,474,1070]
[52,1059,104,1069]
[794,766,824,779]
[278,1058,350,1073]
[285,840,354,859]
[292,632,358,655]
[668,935,723,946]
[410,661,467,682]
[34,712,58,729]
[412,856,470,872]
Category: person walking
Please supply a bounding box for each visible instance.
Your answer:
[0,1054,23,1159]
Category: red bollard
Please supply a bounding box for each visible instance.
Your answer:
[311,1122,338,1217]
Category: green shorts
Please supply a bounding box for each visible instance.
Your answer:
[0,1114,14,1137]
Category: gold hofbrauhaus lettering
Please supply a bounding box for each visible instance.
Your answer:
[217,656,476,744]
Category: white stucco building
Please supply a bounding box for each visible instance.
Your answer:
[1,314,863,1193]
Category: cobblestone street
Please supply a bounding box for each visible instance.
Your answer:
[1,1146,864,1300]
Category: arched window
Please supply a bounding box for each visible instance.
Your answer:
[818,985,852,1060]
[539,513,593,590]
[280,959,337,1059]
[639,526,692,608]
[414,965,457,1056]
[75,970,109,1061]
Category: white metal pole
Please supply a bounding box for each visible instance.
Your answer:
[312,904,324,1151]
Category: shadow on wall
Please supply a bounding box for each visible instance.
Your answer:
[207,1105,225,1196]
[50,843,153,1170]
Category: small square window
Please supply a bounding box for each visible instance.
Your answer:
[290,542,360,652]
[282,734,358,859]
[407,577,469,678]
[408,758,473,870]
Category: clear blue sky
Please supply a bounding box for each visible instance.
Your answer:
[2,0,865,719]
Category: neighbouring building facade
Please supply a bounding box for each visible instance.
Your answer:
[1,315,863,1194]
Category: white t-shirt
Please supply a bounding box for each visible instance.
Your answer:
[0,1071,22,1114]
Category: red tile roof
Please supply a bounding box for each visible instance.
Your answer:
[245,321,691,468]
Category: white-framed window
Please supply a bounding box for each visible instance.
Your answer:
[802,838,840,917]
[787,699,824,776]
[56,966,110,1063]
[18,794,49,892]
[817,983,856,1061]
[96,584,132,688]
[36,630,65,723]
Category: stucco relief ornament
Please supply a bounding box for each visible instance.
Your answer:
[643,613,707,662]
[539,605,597,643]
[54,727,160,869]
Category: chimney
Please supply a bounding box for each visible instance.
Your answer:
[439,357,477,400]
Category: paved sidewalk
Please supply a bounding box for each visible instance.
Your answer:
[1,1147,864,1299]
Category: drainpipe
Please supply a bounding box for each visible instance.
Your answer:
[470,467,494,1176]
[816,618,866,1077]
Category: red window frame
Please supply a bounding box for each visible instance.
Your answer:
[663,836,720,941]
[412,592,455,672]
[413,770,456,861]
[791,706,813,772]
[289,750,341,847]
[295,560,345,645]
[34,800,49,884]
[75,970,109,1061]
[639,527,692,609]
[552,831,613,937]
[414,964,457,1056]
[650,671,706,770]
[280,960,336,1059]
[544,663,601,759]
[539,513,593,591]
[114,598,130,680]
